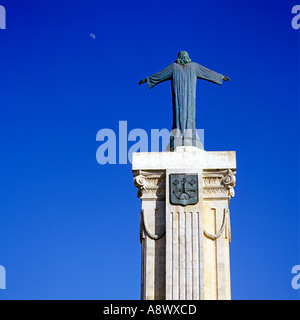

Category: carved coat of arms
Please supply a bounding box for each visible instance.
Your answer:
[170,174,198,206]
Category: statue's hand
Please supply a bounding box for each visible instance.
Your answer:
[139,78,147,85]
[222,75,230,82]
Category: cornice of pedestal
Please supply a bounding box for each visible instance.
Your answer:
[132,150,236,171]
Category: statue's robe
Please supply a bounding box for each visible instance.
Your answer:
[146,62,223,149]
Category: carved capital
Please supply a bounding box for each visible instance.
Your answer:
[221,169,236,198]
[203,169,236,199]
[133,170,166,201]
[133,174,148,198]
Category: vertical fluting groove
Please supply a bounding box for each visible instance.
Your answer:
[191,212,198,300]
[144,237,147,299]
[191,211,194,300]
[141,239,145,299]
[185,211,192,299]
[177,210,179,300]
[172,211,175,299]
[214,208,218,300]
[184,210,187,300]
[194,211,199,300]
[170,211,173,300]
[179,209,186,299]
[177,211,180,300]
[198,211,201,299]
[199,210,204,300]
[178,210,181,299]
[172,211,178,299]
[184,210,186,300]
[168,211,173,300]
[191,211,194,299]
[183,211,188,299]
[216,208,226,300]
[190,211,192,300]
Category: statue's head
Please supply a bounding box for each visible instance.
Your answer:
[175,51,191,65]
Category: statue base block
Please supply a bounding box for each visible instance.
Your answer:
[133,147,236,300]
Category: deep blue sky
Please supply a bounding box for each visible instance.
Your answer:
[0,0,299,300]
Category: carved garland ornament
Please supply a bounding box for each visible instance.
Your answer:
[203,209,229,241]
[140,209,166,242]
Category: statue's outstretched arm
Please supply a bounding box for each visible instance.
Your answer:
[139,64,173,89]
[139,79,147,85]
[222,75,231,81]
[196,64,225,85]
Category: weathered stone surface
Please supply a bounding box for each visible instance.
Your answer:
[132,147,236,170]
[133,148,236,300]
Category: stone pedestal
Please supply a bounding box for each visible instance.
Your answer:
[133,147,236,300]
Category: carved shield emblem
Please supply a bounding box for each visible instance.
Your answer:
[170,174,198,206]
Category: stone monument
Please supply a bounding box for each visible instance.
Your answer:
[133,51,236,300]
